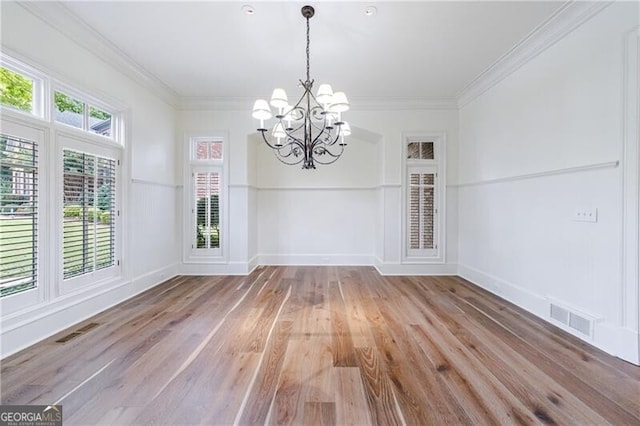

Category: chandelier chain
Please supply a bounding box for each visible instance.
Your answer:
[306,15,310,83]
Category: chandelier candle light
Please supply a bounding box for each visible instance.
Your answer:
[252,5,351,169]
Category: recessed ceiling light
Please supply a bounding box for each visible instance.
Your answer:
[242,5,255,15]
[364,6,377,16]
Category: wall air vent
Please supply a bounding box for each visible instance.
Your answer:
[550,304,569,323]
[549,302,594,338]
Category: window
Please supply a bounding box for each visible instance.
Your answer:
[194,171,220,249]
[63,149,116,279]
[0,67,33,113]
[55,90,113,138]
[195,140,223,161]
[408,168,436,254]
[0,59,43,118]
[0,53,124,311]
[407,141,434,160]
[404,135,445,261]
[188,137,224,259]
[0,134,38,297]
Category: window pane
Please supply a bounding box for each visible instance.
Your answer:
[209,142,223,160]
[409,185,420,250]
[0,135,38,297]
[422,186,434,249]
[194,171,220,249]
[55,91,84,129]
[407,142,420,159]
[95,157,115,269]
[89,106,112,138]
[0,67,33,113]
[408,171,435,251]
[63,150,116,279]
[421,142,434,160]
[196,142,209,160]
[194,140,223,161]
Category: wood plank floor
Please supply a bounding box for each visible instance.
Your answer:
[1,266,639,425]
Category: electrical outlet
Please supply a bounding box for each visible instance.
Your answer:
[573,208,597,223]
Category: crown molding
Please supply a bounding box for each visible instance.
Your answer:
[350,97,458,111]
[178,97,253,111]
[18,2,179,108]
[178,96,458,112]
[457,1,613,108]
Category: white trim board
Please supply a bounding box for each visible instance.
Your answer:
[458,263,639,365]
[457,1,613,108]
[621,27,640,337]
[455,161,619,188]
[131,178,179,189]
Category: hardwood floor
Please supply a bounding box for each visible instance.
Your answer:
[1,266,639,425]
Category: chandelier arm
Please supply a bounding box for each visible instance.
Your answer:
[313,145,342,158]
[272,139,305,166]
[312,146,345,165]
[274,151,304,166]
[284,122,306,136]
[261,124,307,154]
[258,130,285,150]
[309,121,335,150]
[322,127,343,147]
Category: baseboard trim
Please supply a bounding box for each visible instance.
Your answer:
[375,257,458,276]
[0,263,179,359]
[458,263,639,365]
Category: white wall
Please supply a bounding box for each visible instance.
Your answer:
[0,3,179,357]
[457,2,639,363]
[255,125,380,265]
[348,109,459,274]
[178,107,459,274]
[177,110,253,274]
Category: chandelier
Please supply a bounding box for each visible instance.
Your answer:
[252,5,350,169]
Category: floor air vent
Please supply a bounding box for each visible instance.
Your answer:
[55,322,100,344]
[549,303,593,337]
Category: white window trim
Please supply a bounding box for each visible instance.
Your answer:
[183,133,229,264]
[52,83,120,143]
[56,131,122,295]
[401,132,447,264]
[2,49,126,146]
[0,118,48,316]
[0,53,48,119]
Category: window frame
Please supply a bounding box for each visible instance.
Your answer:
[191,166,223,257]
[52,84,118,142]
[0,54,46,119]
[183,134,228,264]
[0,118,48,315]
[56,131,122,295]
[401,132,446,264]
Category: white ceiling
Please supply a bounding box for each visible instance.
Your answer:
[61,1,565,101]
